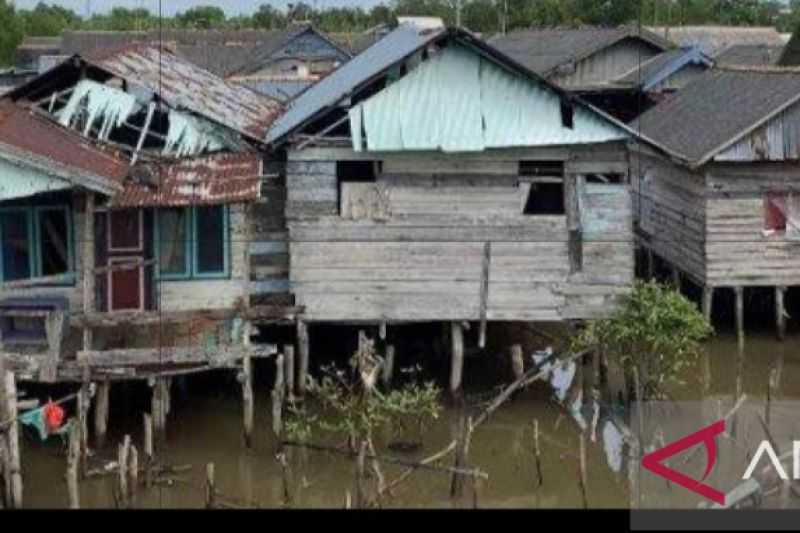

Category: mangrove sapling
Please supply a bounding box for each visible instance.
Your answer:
[572,281,713,402]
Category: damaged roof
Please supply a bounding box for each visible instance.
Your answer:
[615,47,712,90]
[0,100,128,195]
[265,24,445,144]
[489,26,673,77]
[716,44,783,66]
[112,152,261,208]
[631,67,800,166]
[84,44,284,142]
[647,26,789,58]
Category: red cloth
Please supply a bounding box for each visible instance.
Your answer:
[43,401,65,433]
[765,194,787,231]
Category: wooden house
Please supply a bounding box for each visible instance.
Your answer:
[488,26,706,121]
[630,66,800,340]
[264,25,650,393]
[0,43,295,413]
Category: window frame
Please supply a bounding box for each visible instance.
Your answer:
[0,205,75,284]
[155,205,230,281]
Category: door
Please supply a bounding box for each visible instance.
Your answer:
[107,210,144,311]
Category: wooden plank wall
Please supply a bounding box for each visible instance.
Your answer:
[249,179,290,303]
[705,163,800,287]
[714,104,800,163]
[552,38,662,88]
[631,152,707,283]
[287,146,634,322]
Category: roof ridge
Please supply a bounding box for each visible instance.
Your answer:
[714,64,800,74]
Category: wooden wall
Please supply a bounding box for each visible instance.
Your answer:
[286,145,634,323]
[631,152,707,284]
[552,38,662,89]
[705,163,800,287]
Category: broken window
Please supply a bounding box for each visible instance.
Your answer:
[156,205,228,279]
[764,193,800,239]
[0,206,73,282]
[585,173,625,184]
[337,161,384,218]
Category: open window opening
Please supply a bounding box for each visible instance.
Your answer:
[337,161,382,219]
[764,193,800,239]
[519,161,565,215]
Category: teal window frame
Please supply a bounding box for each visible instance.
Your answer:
[155,205,230,281]
[0,205,75,284]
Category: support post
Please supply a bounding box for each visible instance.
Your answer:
[66,421,80,509]
[143,413,153,488]
[205,463,216,509]
[296,321,309,396]
[117,435,130,509]
[77,373,90,479]
[1,368,21,509]
[734,286,745,345]
[702,286,714,326]
[776,286,787,342]
[82,193,95,354]
[510,344,524,381]
[94,380,110,450]
[671,267,681,292]
[150,378,168,449]
[646,248,654,280]
[128,445,138,506]
[272,353,285,449]
[450,322,464,397]
[284,344,295,403]
[242,353,253,448]
[565,173,583,274]
[382,345,395,389]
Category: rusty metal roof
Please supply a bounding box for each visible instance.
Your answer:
[85,44,284,142]
[112,152,261,207]
[0,100,128,195]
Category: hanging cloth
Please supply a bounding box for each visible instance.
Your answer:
[43,400,65,433]
[19,407,48,441]
[18,401,70,442]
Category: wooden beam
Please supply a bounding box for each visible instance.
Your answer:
[296,321,309,397]
[735,286,745,345]
[702,286,715,326]
[70,306,303,329]
[82,193,95,355]
[76,345,277,367]
[450,322,464,397]
[776,286,787,342]
[478,242,490,349]
[131,102,155,165]
[565,174,582,274]
[94,381,110,450]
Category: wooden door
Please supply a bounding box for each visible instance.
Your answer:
[107,210,144,311]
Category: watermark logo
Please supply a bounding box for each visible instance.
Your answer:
[641,419,726,506]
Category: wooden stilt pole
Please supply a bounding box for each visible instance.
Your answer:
[143,413,153,488]
[82,193,95,353]
[382,345,395,389]
[284,344,295,403]
[0,361,21,508]
[242,353,253,448]
[128,445,138,506]
[450,322,464,397]
[355,440,368,509]
[735,286,745,346]
[776,286,787,341]
[296,321,309,396]
[510,344,524,381]
[205,463,216,509]
[578,433,588,509]
[671,267,681,291]
[118,435,130,509]
[78,369,90,479]
[646,248,654,280]
[272,353,285,450]
[94,380,110,450]
[66,421,80,509]
[702,286,715,326]
[533,419,543,488]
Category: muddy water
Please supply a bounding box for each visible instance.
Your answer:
[17,331,800,509]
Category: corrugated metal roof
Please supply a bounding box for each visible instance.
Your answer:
[0,156,71,201]
[647,26,788,58]
[234,78,313,103]
[489,26,673,77]
[112,152,261,207]
[0,100,128,195]
[265,25,445,144]
[615,47,712,89]
[85,44,284,142]
[351,44,627,152]
[631,68,800,165]
[716,44,783,66]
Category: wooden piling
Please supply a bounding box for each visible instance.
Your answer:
[379,321,387,341]
[450,411,470,499]
[776,286,787,341]
[646,248,654,280]
[735,286,745,345]
[66,421,80,509]
[272,353,285,447]
[118,435,130,508]
[578,433,588,509]
[355,440,368,509]
[128,445,138,505]
[205,463,216,509]
[242,353,254,448]
[2,367,22,508]
[702,286,714,325]
[143,413,153,488]
[382,345,395,389]
[94,381,110,450]
[296,321,309,396]
[284,344,295,402]
[82,193,95,352]
[151,378,169,448]
[450,322,464,396]
[77,375,90,478]
[510,344,524,381]
[533,419,543,488]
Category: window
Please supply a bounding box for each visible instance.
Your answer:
[337,161,379,217]
[0,206,73,282]
[156,205,228,280]
[765,193,787,232]
[523,182,565,215]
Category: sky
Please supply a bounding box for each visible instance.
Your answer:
[12,0,389,17]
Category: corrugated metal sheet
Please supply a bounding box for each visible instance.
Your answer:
[0,156,70,201]
[350,44,627,152]
[112,152,261,207]
[86,44,284,142]
[265,25,445,144]
[0,101,128,195]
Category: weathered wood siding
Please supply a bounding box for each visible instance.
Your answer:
[650,63,707,92]
[705,163,800,287]
[156,204,249,311]
[631,152,707,283]
[287,146,633,322]
[552,38,662,89]
[715,103,800,163]
[246,30,349,78]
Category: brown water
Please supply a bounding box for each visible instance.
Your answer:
[17,331,800,509]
